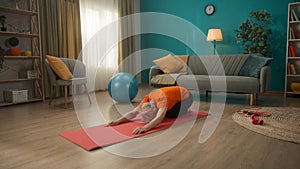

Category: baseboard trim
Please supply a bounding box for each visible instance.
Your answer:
[265,91,284,95]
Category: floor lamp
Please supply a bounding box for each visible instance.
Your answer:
[207,29,223,55]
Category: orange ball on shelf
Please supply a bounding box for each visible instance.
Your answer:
[24,51,32,56]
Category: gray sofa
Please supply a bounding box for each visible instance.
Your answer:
[149,54,272,105]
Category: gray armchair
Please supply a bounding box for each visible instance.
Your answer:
[45,58,91,108]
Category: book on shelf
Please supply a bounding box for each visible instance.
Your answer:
[292,9,299,21]
[290,63,297,75]
[289,45,297,57]
[290,27,296,39]
[288,62,291,75]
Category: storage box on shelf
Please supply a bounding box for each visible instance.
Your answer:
[4,89,28,103]
[0,0,44,106]
[19,70,39,79]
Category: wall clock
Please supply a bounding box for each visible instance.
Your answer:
[205,4,215,15]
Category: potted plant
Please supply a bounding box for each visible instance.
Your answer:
[234,10,272,57]
[0,15,7,31]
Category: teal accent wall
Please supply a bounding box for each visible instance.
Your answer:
[140,0,294,92]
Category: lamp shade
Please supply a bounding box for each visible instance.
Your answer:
[207,29,223,41]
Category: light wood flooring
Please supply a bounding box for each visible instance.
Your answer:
[0,84,300,169]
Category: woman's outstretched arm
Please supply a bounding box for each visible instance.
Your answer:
[132,107,167,134]
[107,107,140,126]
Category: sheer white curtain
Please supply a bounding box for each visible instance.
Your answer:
[79,0,118,91]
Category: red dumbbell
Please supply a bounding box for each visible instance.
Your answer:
[251,114,264,125]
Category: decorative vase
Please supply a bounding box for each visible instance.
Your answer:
[10,48,21,56]
[290,82,300,92]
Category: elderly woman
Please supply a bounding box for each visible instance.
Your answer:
[107,86,193,134]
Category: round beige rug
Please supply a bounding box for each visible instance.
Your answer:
[232,107,300,144]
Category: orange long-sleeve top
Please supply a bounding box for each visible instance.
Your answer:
[139,86,190,111]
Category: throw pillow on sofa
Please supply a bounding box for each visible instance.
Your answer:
[239,54,272,78]
[176,55,189,74]
[153,54,185,74]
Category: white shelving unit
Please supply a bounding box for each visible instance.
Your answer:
[0,0,44,106]
[285,2,300,96]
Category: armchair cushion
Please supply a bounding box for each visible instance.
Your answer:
[46,55,73,80]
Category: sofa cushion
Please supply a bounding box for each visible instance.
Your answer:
[153,54,185,74]
[187,54,250,76]
[177,55,189,74]
[238,54,272,78]
[219,54,249,75]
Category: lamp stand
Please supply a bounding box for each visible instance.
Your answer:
[213,40,216,55]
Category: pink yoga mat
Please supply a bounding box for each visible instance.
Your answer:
[60,111,208,151]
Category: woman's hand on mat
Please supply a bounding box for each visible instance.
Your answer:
[132,127,148,134]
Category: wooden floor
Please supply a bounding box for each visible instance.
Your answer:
[0,84,300,169]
